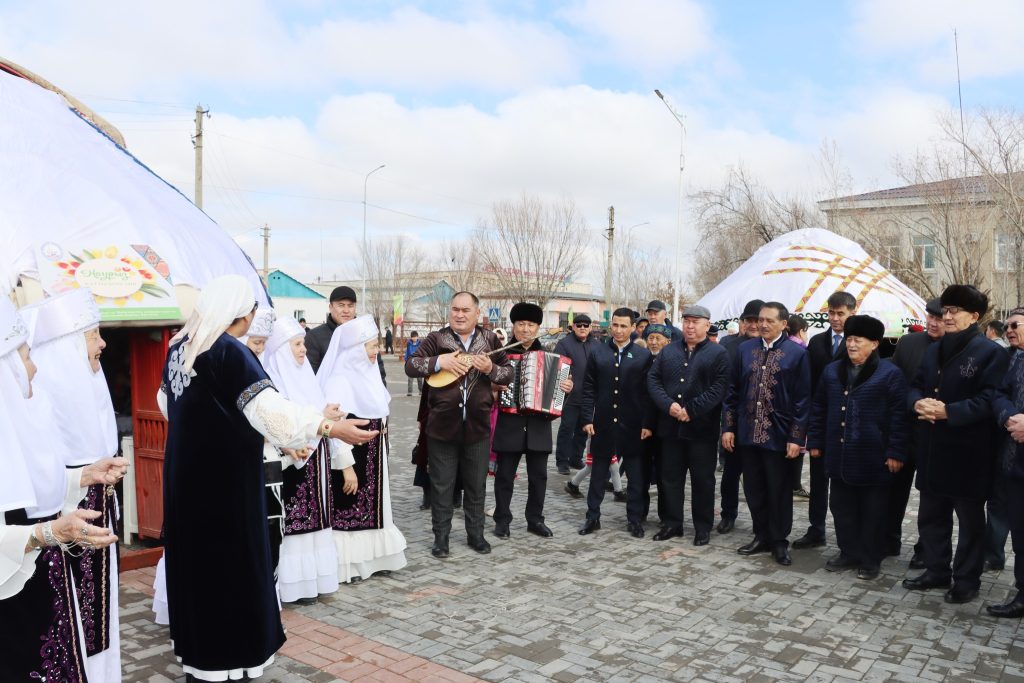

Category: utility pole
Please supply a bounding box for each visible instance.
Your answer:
[604,206,615,325]
[261,223,270,284]
[192,104,209,209]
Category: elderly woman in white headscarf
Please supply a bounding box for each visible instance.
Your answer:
[0,296,127,682]
[24,288,125,683]
[158,276,378,682]
[263,316,353,605]
[242,306,275,359]
[319,314,408,584]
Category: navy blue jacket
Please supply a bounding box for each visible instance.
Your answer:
[647,337,730,442]
[994,349,1024,481]
[723,334,811,452]
[581,338,652,458]
[808,355,909,486]
[553,332,594,406]
[908,325,1009,500]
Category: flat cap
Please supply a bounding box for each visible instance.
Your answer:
[682,304,711,319]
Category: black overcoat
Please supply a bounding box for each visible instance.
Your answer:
[581,338,652,458]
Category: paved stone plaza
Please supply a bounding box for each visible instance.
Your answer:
[119,357,1024,682]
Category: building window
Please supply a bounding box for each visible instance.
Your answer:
[912,236,936,272]
[293,310,305,321]
[995,233,1018,272]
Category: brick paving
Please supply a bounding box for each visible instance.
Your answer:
[118,357,1024,682]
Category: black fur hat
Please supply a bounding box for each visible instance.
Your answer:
[510,302,544,324]
[940,284,988,315]
[739,299,765,320]
[843,314,885,342]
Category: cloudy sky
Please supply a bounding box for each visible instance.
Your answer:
[4,0,1024,289]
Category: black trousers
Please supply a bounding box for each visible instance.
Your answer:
[555,403,588,467]
[885,456,919,554]
[427,437,490,541]
[805,455,829,539]
[918,491,986,590]
[829,478,889,568]
[986,473,1010,566]
[659,437,717,534]
[493,450,549,526]
[1006,478,1024,590]
[586,450,647,524]
[644,436,662,522]
[719,444,742,521]
[740,446,793,546]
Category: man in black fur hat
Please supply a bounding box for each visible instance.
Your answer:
[492,302,573,540]
[902,284,1010,604]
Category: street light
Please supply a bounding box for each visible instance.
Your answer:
[362,164,386,306]
[655,89,686,326]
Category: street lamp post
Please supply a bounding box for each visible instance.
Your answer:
[361,164,386,306]
[654,89,686,327]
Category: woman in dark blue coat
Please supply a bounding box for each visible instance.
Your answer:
[808,315,909,580]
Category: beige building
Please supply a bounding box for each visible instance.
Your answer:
[820,175,1024,318]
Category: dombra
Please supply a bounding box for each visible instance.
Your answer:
[425,329,562,388]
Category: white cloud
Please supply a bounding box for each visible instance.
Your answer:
[562,0,713,71]
[851,0,1024,82]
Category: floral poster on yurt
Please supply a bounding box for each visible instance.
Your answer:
[35,242,181,321]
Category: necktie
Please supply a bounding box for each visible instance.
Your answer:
[831,334,842,356]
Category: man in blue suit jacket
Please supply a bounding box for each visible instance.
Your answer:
[722,302,811,566]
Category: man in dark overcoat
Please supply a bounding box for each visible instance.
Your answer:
[491,302,572,540]
[716,298,764,534]
[647,305,730,544]
[808,315,909,579]
[722,302,811,566]
[987,307,1024,617]
[886,297,944,566]
[554,314,595,474]
[902,285,1010,604]
[793,291,856,551]
[578,308,653,536]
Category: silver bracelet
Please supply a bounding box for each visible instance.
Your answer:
[41,521,58,548]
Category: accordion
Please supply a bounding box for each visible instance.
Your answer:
[499,351,572,417]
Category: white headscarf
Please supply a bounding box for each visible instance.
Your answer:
[264,316,324,410]
[171,274,256,373]
[317,314,390,419]
[24,289,118,466]
[0,298,66,517]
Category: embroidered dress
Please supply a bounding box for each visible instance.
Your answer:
[161,334,284,679]
[0,512,89,683]
[331,417,407,582]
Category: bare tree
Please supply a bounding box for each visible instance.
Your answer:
[691,165,820,295]
[475,194,591,307]
[358,234,429,336]
[612,227,676,313]
[941,108,1024,309]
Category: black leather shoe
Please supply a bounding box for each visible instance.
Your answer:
[578,518,601,535]
[564,481,582,498]
[902,572,952,591]
[627,522,645,538]
[908,552,925,570]
[493,523,510,539]
[693,531,711,546]
[557,464,571,475]
[737,538,771,555]
[985,560,1005,572]
[987,592,1024,618]
[716,517,735,534]
[467,537,491,554]
[292,596,318,605]
[431,541,450,559]
[652,526,684,541]
[945,584,979,604]
[613,491,627,502]
[857,566,880,580]
[825,553,858,572]
[419,491,431,511]
[792,532,826,550]
[605,481,615,492]
[527,522,553,538]
[773,545,792,566]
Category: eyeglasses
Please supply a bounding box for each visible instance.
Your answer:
[941,306,963,316]
[1009,322,1022,330]
[574,323,591,328]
